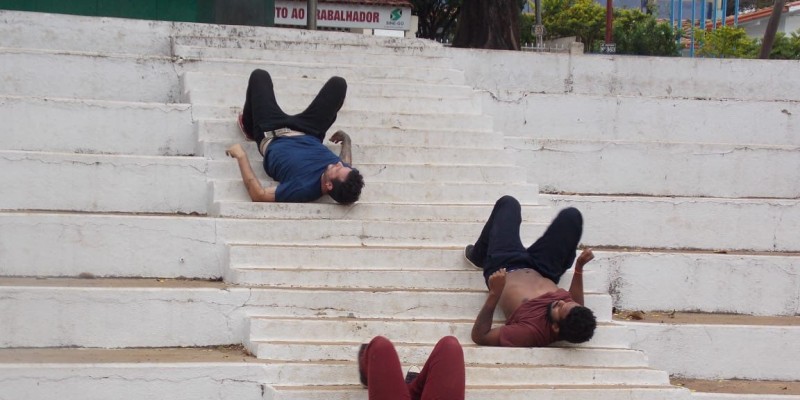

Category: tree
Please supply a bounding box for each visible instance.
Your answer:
[544,0,605,52]
[694,26,758,58]
[452,0,523,50]
[765,29,800,59]
[410,0,462,41]
[613,8,680,56]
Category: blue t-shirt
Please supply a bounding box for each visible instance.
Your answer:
[263,135,342,202]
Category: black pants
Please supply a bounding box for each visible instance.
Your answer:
[241,69,347,143]
[471,196,583,285]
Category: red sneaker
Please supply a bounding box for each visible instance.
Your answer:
[237,113,254,141]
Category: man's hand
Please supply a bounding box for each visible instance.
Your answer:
[226,143,246,160]
[330,130,353,165]
[488,268,507,296]
[575,248,594,273]
[329,130,351,145]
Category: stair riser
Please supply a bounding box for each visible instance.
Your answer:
[499,94,800,146]
[624,322,800,381]
[243,290,614,322]
[217,219,548,246]
[253,343,648,367]
[513,139,800,198]
[0,51,179,103]
[0,286,250,347]
[229,269,607,293]
[182,60,464,86]
[0,364,266,400]
[247,319,629,348]
[203,141,506,164]
[208,160,522,184]
[213,201,542,222]
[608,252,800,316]
[0,96,195,156]
[192,106,493,130]
[0,152,208,214]
[268,387,691,400]
[260,363,669,386]
[186,89,481,114]
[198,121,500,148]
[213,179,540,204]
[182,72,475,100]
[548,195,800,252]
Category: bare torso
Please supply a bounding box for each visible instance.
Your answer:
[499,268,560,319]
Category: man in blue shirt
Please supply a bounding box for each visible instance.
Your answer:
[226,69,364,204]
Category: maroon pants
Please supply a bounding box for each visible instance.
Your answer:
[362,336,465,400]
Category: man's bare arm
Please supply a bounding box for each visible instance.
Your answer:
[226,144,276,202]
[471,269,506,346]
[330,130,352,165]
[568,248,594,306]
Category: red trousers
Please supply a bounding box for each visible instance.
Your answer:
[361,336,465,400]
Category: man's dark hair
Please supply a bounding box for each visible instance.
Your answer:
[559,306,596,343]
[329,168,364,205]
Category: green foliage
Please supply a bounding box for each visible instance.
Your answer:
[409,0,463,41]
[613,8,680,56]
[766,29,800,60]
[520,12,536,45]
[694,26,758,58]
[543,0,605,51]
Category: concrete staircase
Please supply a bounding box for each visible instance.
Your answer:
[1,9,797,400]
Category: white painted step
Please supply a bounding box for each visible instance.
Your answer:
[229,267,606,292]
[0,281,249,347]
[247,317,632,350]
[187,87,481,115]
[510,138,800,198]
[242,288,614,322]
[0,96,195,156]
[172,30,445,53]
[0,150,208,213]
[192,106,493,131]
[605,251,800,316]
[212,199,540,220]
[208,159,523,184]
[212,178,540,204]
[0,363,266,400]
[174,44,454,70]
[267,385,691,400]
[180,57,464,86]
[203,140,507,165]
[546,194,800,252]
[0,213,222,279]
[0,10,173,56]
[474,50,800,101]
[181,72,476,101]
[0,49,179,103]
[259,362,669,386]
[0,281,611,347]
[623,321,800,381]
[250,340,648,366]
[691,394,800,400]
[197,118,502,149]
[497,93,800,146]
[218,217,547,246]
[172,36,452,67]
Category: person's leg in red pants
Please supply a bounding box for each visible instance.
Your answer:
[407,336,465,400]
[361,336,410,400]
[360,336,465,400]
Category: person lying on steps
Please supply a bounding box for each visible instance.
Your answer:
[466,195,597,347]
[226,69,364,204]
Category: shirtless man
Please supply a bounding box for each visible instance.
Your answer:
[466,195,597,347]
